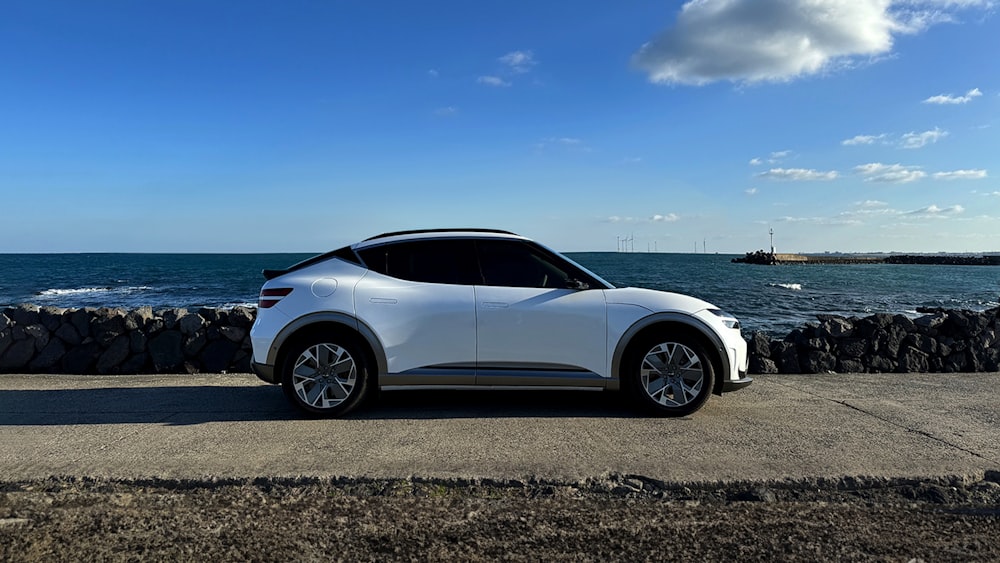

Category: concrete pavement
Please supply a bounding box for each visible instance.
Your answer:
[0,372,997,483]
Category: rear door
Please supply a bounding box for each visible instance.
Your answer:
[355,239,480,385]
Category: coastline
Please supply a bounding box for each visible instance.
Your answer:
[734,250,1000,266]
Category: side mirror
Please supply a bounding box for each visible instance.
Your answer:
[566,278,590,290]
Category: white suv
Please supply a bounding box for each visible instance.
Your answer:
[250,229,750,417]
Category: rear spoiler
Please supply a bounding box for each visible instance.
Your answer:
[261,246,362,280]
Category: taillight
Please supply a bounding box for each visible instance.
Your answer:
[259,288,293,309]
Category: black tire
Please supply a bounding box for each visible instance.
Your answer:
[624,331,715,417]
[280,333,370,418]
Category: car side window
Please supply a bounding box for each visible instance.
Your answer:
[357,239,483,285]
[476,240,575,289]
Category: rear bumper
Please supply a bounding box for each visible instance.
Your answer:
[722,374,753,392]
[251,362,278,384]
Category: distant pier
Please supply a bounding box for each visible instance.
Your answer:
[733,251,1000,266]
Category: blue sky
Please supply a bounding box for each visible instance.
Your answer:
[2,0,998,253]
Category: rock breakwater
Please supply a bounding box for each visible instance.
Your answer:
[3,304,999,376]
[747,307,1000,374]
[0,304,255,374]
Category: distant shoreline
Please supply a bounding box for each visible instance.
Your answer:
[733,251,1000,266]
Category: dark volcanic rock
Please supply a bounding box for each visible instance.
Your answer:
[898,346,929,373]
[91,309,126,346]
[97,335,131,374]
[70,309,92,339]
[24,324,50,351]
[229,306,255,328]
[200,339,239,373]
[0,339,36,370]
[837,338,868,358]
[7,304,41,326]
[30,339,67,371]
[179,314,206,336]
[803,351,836,373]
[0,329,11,358]
[149,330,184,372]
[61,341,101,374]
[54,323,82,346]
[38,307,65,332]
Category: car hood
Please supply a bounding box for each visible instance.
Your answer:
[603,287,715,314]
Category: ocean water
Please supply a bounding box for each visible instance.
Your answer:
[1,252,998,337]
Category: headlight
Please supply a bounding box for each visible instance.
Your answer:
[708,308,741,330]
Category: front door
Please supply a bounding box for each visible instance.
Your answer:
[473,239,608,385]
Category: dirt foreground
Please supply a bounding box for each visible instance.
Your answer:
[2,473,999,562]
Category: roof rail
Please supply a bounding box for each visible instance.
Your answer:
[362,228,517,242]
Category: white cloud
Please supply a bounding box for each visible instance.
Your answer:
[607,214,679,224]
[900,127,948,149]
[932,169,987,180]
[651,213,680,222]
[857,199,889,208]
[536,137,591,153]
[427,69,440,78]
[749,157,763,166]
[433,106,458,117]
[758,167,839,181]
[855,162,926,183]
[632,1,990,85]
[775,215,862,226]
[769,150,792,162]
[498,51,537,74]
[841,200,897,217]
[477,76,510,87]
[745,187,759,196]
[923,87,983,104]
[906,204,965,217]
[842,134,887,146]
[632,0,899,85]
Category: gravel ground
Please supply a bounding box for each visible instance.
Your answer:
[2,473,999,562]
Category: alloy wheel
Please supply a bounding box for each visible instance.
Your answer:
[639,342,705,407]
[291,343,358,409]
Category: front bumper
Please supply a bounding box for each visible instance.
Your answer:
[251,361,278,384]
[722,372,753,392]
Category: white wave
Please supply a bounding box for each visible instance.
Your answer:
[768,283,802,291]
[219,302,259,309]
[36,286,154,298]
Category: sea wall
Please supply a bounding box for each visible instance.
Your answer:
[747,308,1000,374]
[2,304,999,376]
[0,305,255,374]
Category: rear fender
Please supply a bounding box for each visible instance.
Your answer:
[267,312,388,380]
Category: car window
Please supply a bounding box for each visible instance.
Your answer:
[476,240,578,289]
[357,239,483,285]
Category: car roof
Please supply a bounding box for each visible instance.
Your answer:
[353,229,528,249]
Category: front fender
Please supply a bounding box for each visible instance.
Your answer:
[610,312,732,389]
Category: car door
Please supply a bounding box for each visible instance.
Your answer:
[354,239,480,385]
[474,239,608,386]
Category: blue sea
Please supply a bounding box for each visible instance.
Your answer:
[1,252,998,337]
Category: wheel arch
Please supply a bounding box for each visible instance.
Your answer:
[611,313,731,395]
[268,312,387,385]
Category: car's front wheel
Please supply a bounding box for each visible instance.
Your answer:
[626,332,715,417]
[281,333,369,417]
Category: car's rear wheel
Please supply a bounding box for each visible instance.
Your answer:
[281,334,369,417]
[626,332,715,417]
